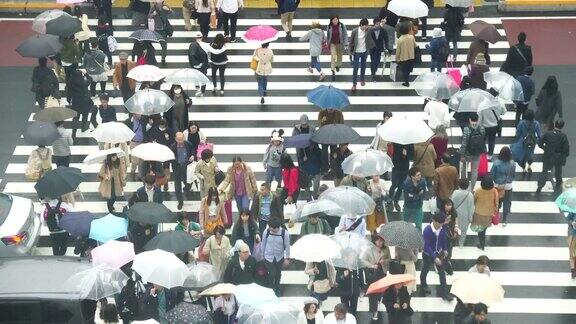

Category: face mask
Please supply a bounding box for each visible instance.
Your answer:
[174,89,182,94]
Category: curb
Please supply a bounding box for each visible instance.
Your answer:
[498,0,576,11]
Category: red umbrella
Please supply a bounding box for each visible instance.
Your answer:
[366,274,416,295]
[469,20,500,44]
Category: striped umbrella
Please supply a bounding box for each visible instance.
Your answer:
[378,221,424,249]
[129,29,166,42]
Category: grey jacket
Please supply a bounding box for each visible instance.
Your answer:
[52,127,73,156]
[82,49,107,75]
[326,22,348,47]
[478,102,506,128]
[349,27,375,54]
[300,28,325,57]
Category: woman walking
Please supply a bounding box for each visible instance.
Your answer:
[209,34,228,95]
[396,22,416,87]
[304,261,335,304]
[363,234,391,320]
[511,109,541,175]
[202,225,231,274]
[195,149,218,199]
[52,122,73,168]
[471,176,499,250]
[195,0,215,41]
[252,42,273,104]
[98,154,126,213]
[230,210,260,252]
[31,57,60,109]
[218,156,258,217]
[326,15,348,78]
[296,298,325,324]
[280,153,300,204]
[394,246,418,294]
[166,84,191,132]
[95,16,114,66]
[430,125,449,167]
[300,21,326,81]
[366,175,388,232]
[83,39,108,97]
[149,0,173,65]
[199,187,227,235]
[442,198,460,259]
[535,76,562,131]
[183,121,207,160]
[490,147,515,226]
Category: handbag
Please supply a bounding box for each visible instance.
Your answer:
[477,153,489,178]
[446,60,462,86]
[250,57,258,71]
[312,279,331,294]
[491,210,500,225]
[187,161,198,184]
[321,38,330,55]
[252,241,264,261]
[215,170,226,185]
[389,62,399,82]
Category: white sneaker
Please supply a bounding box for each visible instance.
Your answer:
[371,312,378,320]
[195,90,202,97]
[220,90,224,95]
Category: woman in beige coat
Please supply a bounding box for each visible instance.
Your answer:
[395,22,416,87]
[471,176,499,250]
[195,149,218,199]
[199,187,227,235]
[202,225,231,276]
[98,154,126,213]
[218,157,258,220]
[25,146,52,181]
[253,42,273,104]
[412,141,437,186]
[304,261,336,303]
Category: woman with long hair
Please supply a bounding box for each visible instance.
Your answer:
[209,34,228,95]
[296,298,326,323]
[490,147,515,225]
[535,75,562,130]
[194,0,215,41]
[165,84,191,132]
[326,15,348,78]
[199,187,227,235]
[363,234,391,320]
[253,42,274,104]
[195,149,218,198]
[202,225,231,274]
[471,176,499,250]
[442,198,460,259]
[219,156,258,217]
[230,209,260,252]
[280,153,300,204]
[98,154,126,213]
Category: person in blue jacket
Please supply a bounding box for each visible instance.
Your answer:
[510,109,542,176]
[426,27,449,72]
[420,213,453,301]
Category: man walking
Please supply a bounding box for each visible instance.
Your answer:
[434,153,459,209]
[537,120,570,193]
[368,17,390,79]
[170,132,195,210]
[420,213,453,301]
[261,217,290,296]
[349,18,372,93]
[188,34,209,96]
[459,113,486,191]
[276,0,299,40]
[251,183,283,236]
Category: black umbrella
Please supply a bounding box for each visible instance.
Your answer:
[144,231,200,254]
[166,302,213,324]
[59,211,95,237]
[129,29,166,42]
[311,124,360,145]
[34,107,77,122]
[24,121,59,146]
[16,34,62,58]
[45,14,82,37]
[34,167,86,199]
[126,202,176,224]
[378,221,424,250]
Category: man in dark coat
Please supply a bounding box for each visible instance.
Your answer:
[32,57,60,110]
[501,32,533,78]
[170,132,195,210]
[442,5,465,59]
[66,69,94,140]
[188,34,209,96]
[369,17,390,78]
[537,119,570,193]
[130,174,163,205]
[223,242,257,285]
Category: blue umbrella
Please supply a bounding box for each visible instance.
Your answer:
[283,133,313,149]
[555,188,576,214]
[59,211,95,237]
[89,214,128,243]
[307,85,350,110]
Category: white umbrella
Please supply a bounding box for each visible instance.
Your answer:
[92,122,135,144]
[483,71,525,101]
[291,234,341,263]
[131,142,175,162]
[64,266,128,300]
[291,199,345,222]
[319,186,376,216]
[388,0,429,18]
[200,283,236,296]
[32,10,69,34]
[240,302,299,324]
[124,89,175,116]
[377,116,434,145]
[444,0,474,8]
[450,272,505,306]
[83,147,125,164]
[449,88,502,113]
[132,249,188,289]
[164,68,210,86]
[127,64,165,82]
[413,72,460,100]
[341,148,394,177]
[234,283,278,307]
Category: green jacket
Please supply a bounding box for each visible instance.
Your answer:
[175,221,201,232]
[300,218,332,236]
[60,39,82,64]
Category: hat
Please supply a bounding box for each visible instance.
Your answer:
[432,28,443,38]
[270,129,284,142]
[118,52,129,60]
[304,297,319,305]
[299,114,309,125]
[475,53,487,65]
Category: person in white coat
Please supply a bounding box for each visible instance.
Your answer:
[451,178,475,247]
[424,98,451,131]
[297,297,325,324]
[324,303,357,324]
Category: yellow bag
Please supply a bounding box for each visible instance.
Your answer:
[250,57,258,71]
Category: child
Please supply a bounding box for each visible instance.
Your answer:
[263,129,285,188]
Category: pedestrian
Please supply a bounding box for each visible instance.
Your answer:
[459,113,486,191]
[199,187,227,235]
[434,153,459,207]
[231,210,260,251]
[252,42,274,104]
[224,240,257,284]
[300,213,331,236]
[280,153,300,204]
[451,179,474,247]
[369,17,390,79]
[454,297,474,324]
[471,176,499,250]
[175,211,202,237]
[112,52,136,103]
[413,141,437,186]
[567,212,576,278]
[133,40,157,66]
[366,175,388,231]
[420,213,453,301]
[468,255,491,276]
[145,284,180,323]
[369,111,393,152]
[169,132,194,208]
[261,217,291,296]
[202,225,231,274]
[467,37,491,66]
[318,109,344,174]
[337,214,366,237]
[166,84,191,132]
[490,147,515,225]
[469,53,490,90]
[209,34,228,95]
[335,253,361,316]
[463,303,491,324]
[195,0,215,41]
[395,21,416,87]
[182,0,197,31]
[363,234,391,320]
[31,57,60,109]
[514,66,535,125]
[442,4,465,59]
[66,69,94,140]
[188,34,210,96]
[90,92,117,128]
[277,0,299,40]
[83,39,109,97]
[138,160,164,190]
[263,130,285,187]
[442,199,460,259]
[124,113,149,178]
[426,27,450,72]
[98,154,126,213]
[99,303,119,323]
[94,0,113,27]
[41,197,72,255]
[60,36,82,81]
[330,143,352,186]
[537,119,570,193]
[431,125,449,167]
[217,0,242,42]
[73,6,91,55]
[218,157,257,218]
[304,261,335,303]
[149,1,173,65]
[251,182,283,236]
[129,174,163,205]
[425,97,451,132]
[293,114,322,198]
[535,76,562,131]
[394,247,418,294]
[389,143,414,214]
[212,293,238,324]
[297,298,325,324]
[382,282,414,324]
[478,89,506,157]
[52,122,73,168]
[194,148,218,200]
[326,15,348,79]
[403,167,428,230]
[95,16,114,66]
[340,174,368,192]
[349,18,371,92]
[501,32,533,78]
[130,0,150,27]
[324,303,357,324]
[183,121,207,160]
[300,20,326,81]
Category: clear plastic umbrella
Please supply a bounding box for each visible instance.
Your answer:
[32,9,69,34]
[183,262,221,290]
[377,116,434,145]
[448,88,502,113]
[341,148,394,177]
[240,302,299,324]
[388,0,429,18]
[164,68,211,87]
[64,266,128,300]
[483,71,525,101]
[124,89,175,115]
[413,72,460,100]
[127,64,165,82]
[330,232,377,270]
[319,186,375,216]
[234,283,278,308]
[291,199,345,222]
[83,147,125,164]
[92,122,136,144]
[291,234,341,263]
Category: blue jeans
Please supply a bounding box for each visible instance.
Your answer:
[234,194,250,214]
[310,56,322,72]
[369,48,382,75]
[256,75,267,97]
[389,169,408,202]
[258,218,269,237]
[265,166,282,186]
[430,60,442,72]
[352,51,368,85]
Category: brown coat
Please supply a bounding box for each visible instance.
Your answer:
[434,163,459,200]
[218,163,258,201]
[318,109,344,126]
[466,39,489,66]
[112,60,136,90]
[472,188,499,227]
[98,163,126,199]
[396,34,416,62]
[413,142,437,179]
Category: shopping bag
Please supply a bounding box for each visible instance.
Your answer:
[491,211,500,225]
[186,161,198,184]
[196,142,214,160]
[381,51,389,76]
[446,60,462,86]
[389,62,398,82]
[284,203,297,219]
[252,241,263,261]
[477,153,489,178]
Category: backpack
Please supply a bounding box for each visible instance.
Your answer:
[436,39,450,63]
[297,168,311,189]
[522,122,537,149]
[97,33,110,52]
[265,227,286,251]
[466,127,485,156]
[45,201,63,232]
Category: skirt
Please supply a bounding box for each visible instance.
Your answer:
[89,71,109,82]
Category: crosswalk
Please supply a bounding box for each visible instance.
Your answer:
[2,13,575,323]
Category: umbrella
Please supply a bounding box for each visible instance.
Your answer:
[469,20,500,44]
[450,273,505,306]
[184,262,221,290]
[16,34,63,58]
[83,147,125,165]
[307,85,350,110]
[127,202,177,224]
[64,266,128,300]
[164,68,211,86]
[242,25,279,43]
[291,199,345,222]
[166,302,213,324]
[366,274,416,295]
[234,283,278,307]
[449,88,502,113]
[129,29,166,42]
[330,232,377,270]
[311,124,360,145]
[200,283,236,296]
[319,186,376,216]
[130,142,175,162]
[241,302,299,324]
[127,64,165,82]
[555,188,576,213]
[45,14,82,37]
[377,116,434,145]
[291,234,341,262]
[341,148,394,177]
[413,72,460,100]
[144,230,200,254]
[24,121,59,146]
[378,221,424,249]
[89,214,128,243]
[91,241,136,269]
[32,10,69,34]
[92,122,135,144]
[132,249,189,289]
[444,0,474,7]
[59,211,95,237]
[124,89,175,116]
[33,107,77,122]
[283,133,313,149]
[35,167,85,199]
[387,0,429,18]
[483,71,525,101]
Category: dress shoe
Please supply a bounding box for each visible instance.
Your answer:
[177,201,183,210]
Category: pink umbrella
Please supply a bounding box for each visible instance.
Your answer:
[242,25,279,44]
[91,241,135,269]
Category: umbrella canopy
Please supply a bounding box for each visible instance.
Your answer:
[450,273,505,306]
[319,186,376,216]
[64,266,128,300]
[127,202,177,224]
[89,214,129,243]
[388,0,429,18]
[166,302,213,324]
[59,211,95,237]
[131,142,175,162]
[377,116,434,145]
[341,148,394,177]
[34,107,77,122]
[242,302,299,324]
[330,232,377,270]
[311,124,360,145]
[83,147,125,165]
[291,234,341,263]
[35,167,85,199]
[555,188,576,213]
[91,241,136,269]
[92,121,136,144]
[200,283,236,296]
[125,89,175,116]
[144,230,200,254]
[133,249,189,289]
[129,29,166,42]
[24,121,59,146]
[483,71,524,101]
[307,85,350,110]
[444,0,473,7]
[32,9,69,34]
[127,64,165,82]
[234,283,278,307]
[378,221,424,249]
[413,72,460,100]
[16,34,63,58]
[45,14,82,37]
[291,199,345,222]
[449,88,502,113]
[283,133,313,149]
[242,25,279,43]
[184,262,221,290]
[164,68,211,86]
[470,20,500,44]
[366,274,416,295]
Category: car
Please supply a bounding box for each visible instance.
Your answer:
[0,193,41,256]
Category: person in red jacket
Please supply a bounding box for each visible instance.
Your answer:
[280,153,300,204]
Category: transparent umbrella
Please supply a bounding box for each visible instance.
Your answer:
[124,89,175,115]
[32,9,69,34]
[413,72,460,100]
[291,234,341,263]
[291,199,345,222]
[240,302,299,324]
[330,232,377,270]
[448,88,501,113]
[92,122,135,144]
[234,283,278,308]
[183,262,221,290]
[483,71,525,101]
[319,186,375,216]
[341,148,394,177]
[64,266,128,300]
[164,68,211,87]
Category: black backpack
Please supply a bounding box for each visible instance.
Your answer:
[436,39,450,63]
[466,127,485,156]
[522,122,537,149]
[45,201,63,232]
[297,168,311,189]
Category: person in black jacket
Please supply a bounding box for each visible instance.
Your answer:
[388,143,414,214]
[94,0,113,27]
[130,0,150,27]
[32,57,60,110]
[223,242,257,285]
[231,210,260,252]
[382,283,414,324]
[66,69,95,140]
[336,250,362,316]
[442,4,465,60]
[130,174,163,205]
[330,143,352,186]
[165,84,191,132]
[129,220,157,254]
[189,33,209,96]
[419,0,434,39]
[144,284,181,322]
[369,17,390,79]
[170,132,195,209]
[501,32,533,78]
[537,119,570,193]
[90,92,117,128]
[378,3,398,27]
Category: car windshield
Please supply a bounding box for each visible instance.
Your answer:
[0,194,13,226]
